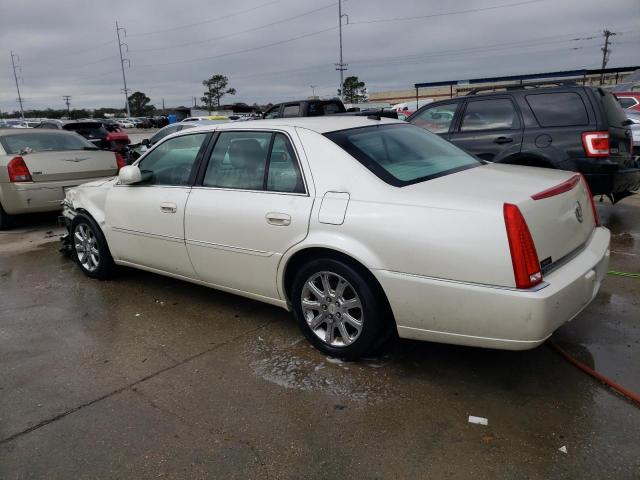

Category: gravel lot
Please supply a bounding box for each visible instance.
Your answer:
[1,192,639,479]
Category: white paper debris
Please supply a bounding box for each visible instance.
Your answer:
[558,446,567,454]
[135,313,141,317]
[468,415,489,426]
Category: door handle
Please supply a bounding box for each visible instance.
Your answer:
[160,202,177,213]
[493,136,513,144]
[266,212,291,226]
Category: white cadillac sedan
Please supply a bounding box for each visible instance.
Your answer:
[61,117,610,358]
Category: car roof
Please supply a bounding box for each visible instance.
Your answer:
[185,116,403,134]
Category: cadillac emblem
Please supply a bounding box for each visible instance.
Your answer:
[575,201,583,223]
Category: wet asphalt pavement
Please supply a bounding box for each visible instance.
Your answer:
[0,196,639,479]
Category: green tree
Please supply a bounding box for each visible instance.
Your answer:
[127,91,155,116]
[340,76,367,104]
[201,74,236,113]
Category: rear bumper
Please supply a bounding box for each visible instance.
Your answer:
[374,227,610,350]
[0,177,111,215]
[582,163,640,195]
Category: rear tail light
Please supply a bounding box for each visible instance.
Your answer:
[7,156,32,182]
[582,131,609,157]
[531,174,580,200]
[504,203,542,289]
[580,174,599,226]
[115,152,126,170]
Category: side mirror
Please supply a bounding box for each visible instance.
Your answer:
[141,138,150,146]
[118,165,142,185]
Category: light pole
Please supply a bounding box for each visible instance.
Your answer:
[310,85,317,97]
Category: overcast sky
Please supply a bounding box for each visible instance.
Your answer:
[1,0,638,112]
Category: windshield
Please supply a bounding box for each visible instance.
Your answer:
[325,124,480,186]
[0,131,96,154]
[63,122,108,138]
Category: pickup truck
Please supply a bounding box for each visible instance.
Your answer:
[263,99,398,119]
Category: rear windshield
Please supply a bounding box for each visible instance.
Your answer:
[525,92,589,127]
[325,124,480,186]
[0,132,96,154]
[63,122,108,137]
[309,102,344,116]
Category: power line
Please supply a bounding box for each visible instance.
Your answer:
[134,25,338,68]
[9,51,25,119]
[350,0,545,25]
[129,0,281,37]
[222,29,609,83]
[134,3,337,54]
[116,21,131,117]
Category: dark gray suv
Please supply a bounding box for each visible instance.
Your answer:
[408,84,639,201]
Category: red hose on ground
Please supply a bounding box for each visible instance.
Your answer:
[548,340,640,408]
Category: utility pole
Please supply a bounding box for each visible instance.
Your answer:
[335,0,348,100]
[62,95,72,117]
[10,51,25,119]
[599,30,616,84]
[116,21,131,117]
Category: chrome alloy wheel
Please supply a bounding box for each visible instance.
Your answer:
[74,223,100,272]
[300,271,364,347]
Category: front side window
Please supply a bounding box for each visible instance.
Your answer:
[264,106,281,119]
[460,99,520,132]
[137,133,207,186]
[411,103,459,133]
[525,92,589,127]
[325,124,480,187]
[0,132,95,154]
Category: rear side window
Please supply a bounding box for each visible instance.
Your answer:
[617,97,638,109]
[0,132,95,154]
[461,99,520,131]
[203,131,272,190]
[203,131,305,193]
[525,93,589,127]
[283,104,301,118]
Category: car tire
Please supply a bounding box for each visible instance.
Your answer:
[70,213,115,280]
[0,203,13,230]
[291,258,395,360]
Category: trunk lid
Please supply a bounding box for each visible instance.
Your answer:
[519,173,596,273]
[401,163,596,275]
[22,149,117,182]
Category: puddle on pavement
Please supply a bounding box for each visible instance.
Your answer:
[248,334,398,404]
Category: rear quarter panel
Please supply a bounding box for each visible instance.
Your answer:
[289,128,515,288]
